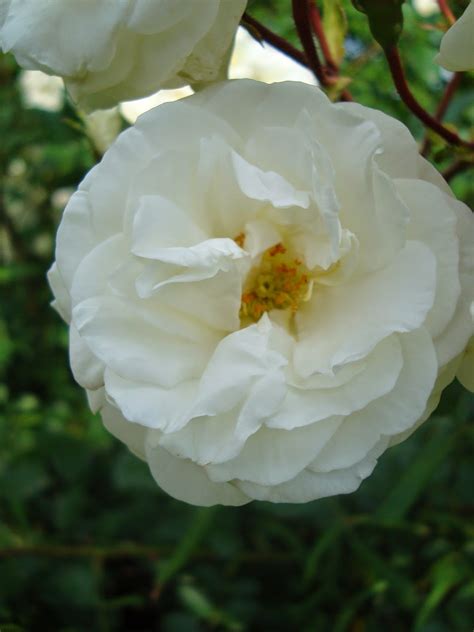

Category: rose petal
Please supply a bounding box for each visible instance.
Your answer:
[294,240,437,376]
[268,334,403,429]
[311,327,437,472]
[146,434,249,506]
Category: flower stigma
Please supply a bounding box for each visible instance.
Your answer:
[238,239,314,323]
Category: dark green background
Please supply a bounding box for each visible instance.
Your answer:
[1,1,473,630]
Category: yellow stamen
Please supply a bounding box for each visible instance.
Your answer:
[239,241,313,322]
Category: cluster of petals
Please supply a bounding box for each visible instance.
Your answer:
[48,80,474,505]
[0,0,246,110]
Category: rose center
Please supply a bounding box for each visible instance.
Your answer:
[238,239,313,323]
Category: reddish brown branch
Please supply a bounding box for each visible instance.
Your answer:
[435,71,461,120]
[385,47,474,150]
[292,0,325,84]
[421,72,462,155]
[438,0,456,24]
[242,12,308,69]
[244,6,352,101]
[442,160,474,182]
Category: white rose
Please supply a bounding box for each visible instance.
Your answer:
[82,108,123,155]
[19,69,64,112]
[0,0,246,111]
[436,0,474,71]
[48,80,474,506]
[413,0,439,17]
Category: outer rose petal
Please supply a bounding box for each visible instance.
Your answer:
[236,439,389,503]
[101,402,148,461]
[311,327,437,472]
[457,336,474,391]
[146,434,249,507]
[396,179,460,338]
[433,202,474,366]
[436,1,474,71]
[205,416,342,486]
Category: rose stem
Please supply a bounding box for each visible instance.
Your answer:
[385,47,474,151]
[292,0,326,84]
[438,0,456,25]
[308,1,353,101]
[421,72,462,155]
[242,12,309,69]
[442,159,474,182]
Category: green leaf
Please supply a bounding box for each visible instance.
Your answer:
[375,419,455,523]
[414,555,467,630]
[322,0,347,65]
[158,507,217,587]
[303,523,345,585]
[179,585,215,619]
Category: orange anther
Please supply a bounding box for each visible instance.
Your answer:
[234,232,245,247]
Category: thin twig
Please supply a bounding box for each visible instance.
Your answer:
[442,159,474,182]
[438,0,456,24]
[292,0,326,84]
[0,544,297,564]
[421,72,462,155]
[0,544,164,560]
[385,47,474,151]
[242,12,308,69]
[435,71,461,121]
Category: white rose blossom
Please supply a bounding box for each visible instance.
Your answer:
[48,80,474,506]
[19,69,64,112]
[0,0,246,111]
[436,0,474,71]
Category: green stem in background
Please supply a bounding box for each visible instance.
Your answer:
[385,47,474,151]
[0,542,297,564]
[242,12,308,69]
[309,1,337,72]
[157,507,217,591]
[438,0,456,24]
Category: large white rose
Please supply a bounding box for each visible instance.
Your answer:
[436,0,474,71]
[0,0,246,110]
[48,80,474,506]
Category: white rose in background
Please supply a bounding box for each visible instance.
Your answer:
[412,0,439,17]
[48,80,474,506]
[82,108,123,156]
[436,0,474,71]
[121,26,315,124]
[0,0,246,111]
[19,70,64,112]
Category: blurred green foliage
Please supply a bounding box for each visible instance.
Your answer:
[1,1,473,630]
